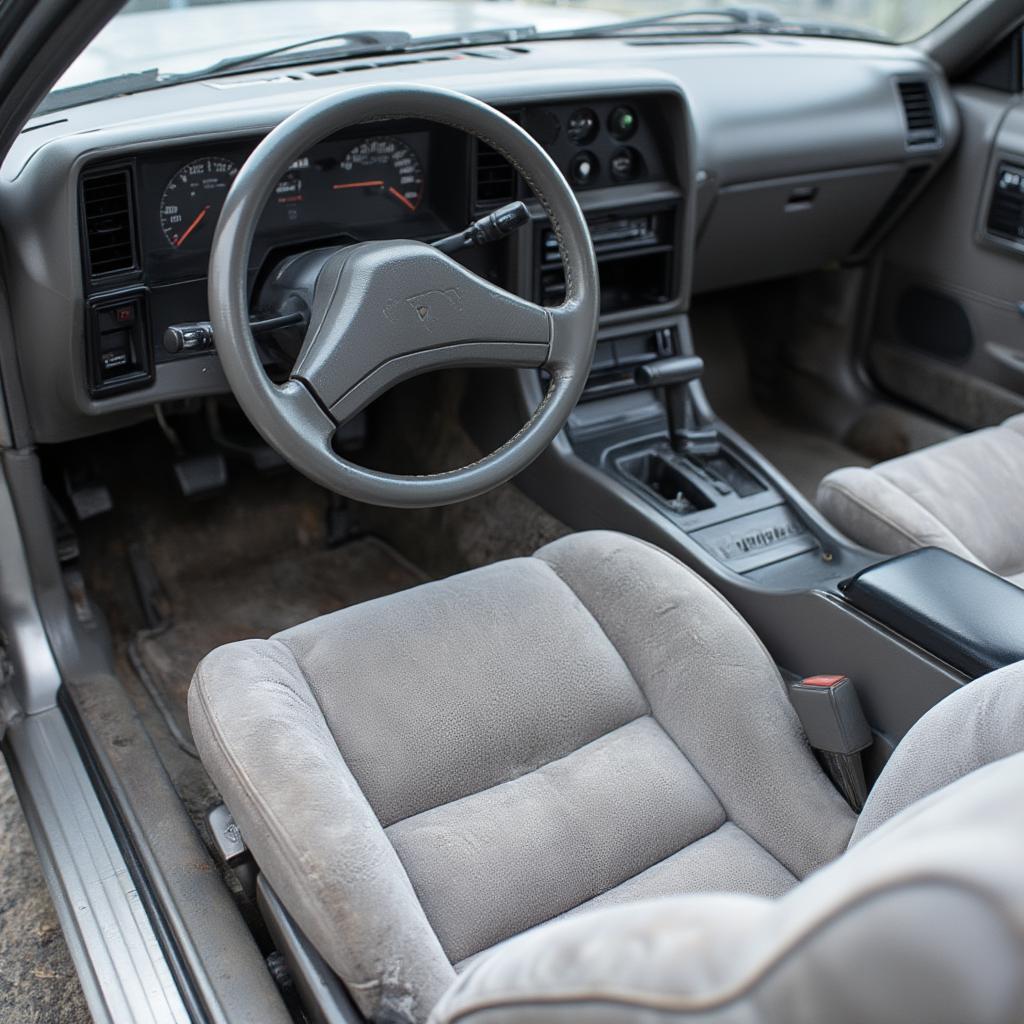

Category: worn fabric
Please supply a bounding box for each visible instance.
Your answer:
[817,413,1024,579]
[429,750,1024,1024]
[851,660,1024,843]
[189,531,853,1022]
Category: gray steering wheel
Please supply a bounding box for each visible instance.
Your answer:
[209,84,599,508]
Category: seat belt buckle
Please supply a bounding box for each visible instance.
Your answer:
[788,675,872,812]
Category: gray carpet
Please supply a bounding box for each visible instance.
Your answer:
[0,760,90,1024]
[134,535,427,745]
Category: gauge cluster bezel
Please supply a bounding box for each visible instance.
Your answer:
[136,119,468,288]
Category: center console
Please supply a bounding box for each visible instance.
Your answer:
[468,87,975,767]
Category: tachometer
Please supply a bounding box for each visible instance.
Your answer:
[332,136,424,214]
[159,156,238,249]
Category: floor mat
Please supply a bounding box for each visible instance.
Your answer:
[132,535,427,747]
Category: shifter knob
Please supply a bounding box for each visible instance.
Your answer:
[634,355,704,388]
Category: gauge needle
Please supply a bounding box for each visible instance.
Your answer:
[332,179,384,190]
[175,205,211,248]
[388,187,417,212]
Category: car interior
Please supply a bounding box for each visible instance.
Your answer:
[1,1,1024,1022]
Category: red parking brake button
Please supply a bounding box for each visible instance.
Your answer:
[114,305,135,324]
[802,674,848,688]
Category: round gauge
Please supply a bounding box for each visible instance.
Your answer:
[332,136,424,213]
[159,156,238,249]
[566,107,599,146]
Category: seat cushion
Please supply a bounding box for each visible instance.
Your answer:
[428,746,1024,1024]
[817,413,1024,579]
[189,530,854,1022]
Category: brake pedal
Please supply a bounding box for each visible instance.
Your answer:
[173,453,228,499]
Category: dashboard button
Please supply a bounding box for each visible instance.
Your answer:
[570,151,599,188]
[566,107,599,146]
[608,105,638,141]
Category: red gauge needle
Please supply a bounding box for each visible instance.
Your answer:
[333,179,384,190]
[174,205,210,248]
[388,186,417,212]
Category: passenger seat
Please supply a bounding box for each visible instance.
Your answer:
[817,413,1024,586]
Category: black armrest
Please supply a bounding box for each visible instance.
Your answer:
[839,547,1024,678]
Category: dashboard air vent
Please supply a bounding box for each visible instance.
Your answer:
[81,167,137,278]
[897,81,939,147]
[474,141,517,208]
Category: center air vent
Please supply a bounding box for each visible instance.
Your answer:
[474,141,517,209]
[897,80,939,147]
[81,167,138,279]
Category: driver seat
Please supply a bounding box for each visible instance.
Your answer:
[188,531,1024,1024]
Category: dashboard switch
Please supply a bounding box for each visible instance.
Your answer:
[164,321,214,354]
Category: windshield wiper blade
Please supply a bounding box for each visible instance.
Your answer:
[194,25,539,77]
[192,30,412,78]
[528,5,884,43]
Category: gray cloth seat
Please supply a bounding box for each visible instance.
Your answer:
[817,413,1024,584]
[188,531,1024,1024]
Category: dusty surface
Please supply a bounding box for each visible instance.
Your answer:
[0,759,91,1024]
[135,534,427,743]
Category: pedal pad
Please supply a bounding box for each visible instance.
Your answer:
[64,470,112,522]
[173,453,228,499]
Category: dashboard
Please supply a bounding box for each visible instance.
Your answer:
[0,35,959,443]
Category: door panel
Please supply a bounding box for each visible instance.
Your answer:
[867,84,1024,429]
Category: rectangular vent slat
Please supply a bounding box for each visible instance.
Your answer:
[474,141,517,208]
[81,168,137,278]
[897,81,939,147]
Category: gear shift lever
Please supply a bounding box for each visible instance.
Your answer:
[635,356,719,456]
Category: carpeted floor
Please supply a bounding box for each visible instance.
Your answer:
[0,760,91,1024]
[133,535,427,745]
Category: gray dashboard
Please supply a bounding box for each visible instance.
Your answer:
[0,34,958,443]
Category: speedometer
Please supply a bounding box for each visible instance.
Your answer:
[159,156,238,249]
[332,137,424,214]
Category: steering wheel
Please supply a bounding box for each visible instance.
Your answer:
[209,84,599,508]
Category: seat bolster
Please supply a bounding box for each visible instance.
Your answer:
[188,638,455,1023]
[816,465,974,560]
[429,754,1024,1024]
[533,532,855,878]
[852,660,1024,843]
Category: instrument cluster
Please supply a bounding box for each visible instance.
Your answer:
[139,127,450,284]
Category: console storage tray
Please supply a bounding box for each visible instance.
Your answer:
[840,547,1024,678]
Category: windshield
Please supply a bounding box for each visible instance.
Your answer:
[59,0,969,91]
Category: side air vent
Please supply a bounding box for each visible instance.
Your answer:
[474,141,517,209]
[81,167,138,278]
[897,80,939,147]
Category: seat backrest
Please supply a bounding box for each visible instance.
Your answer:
[818,413,1024,578]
